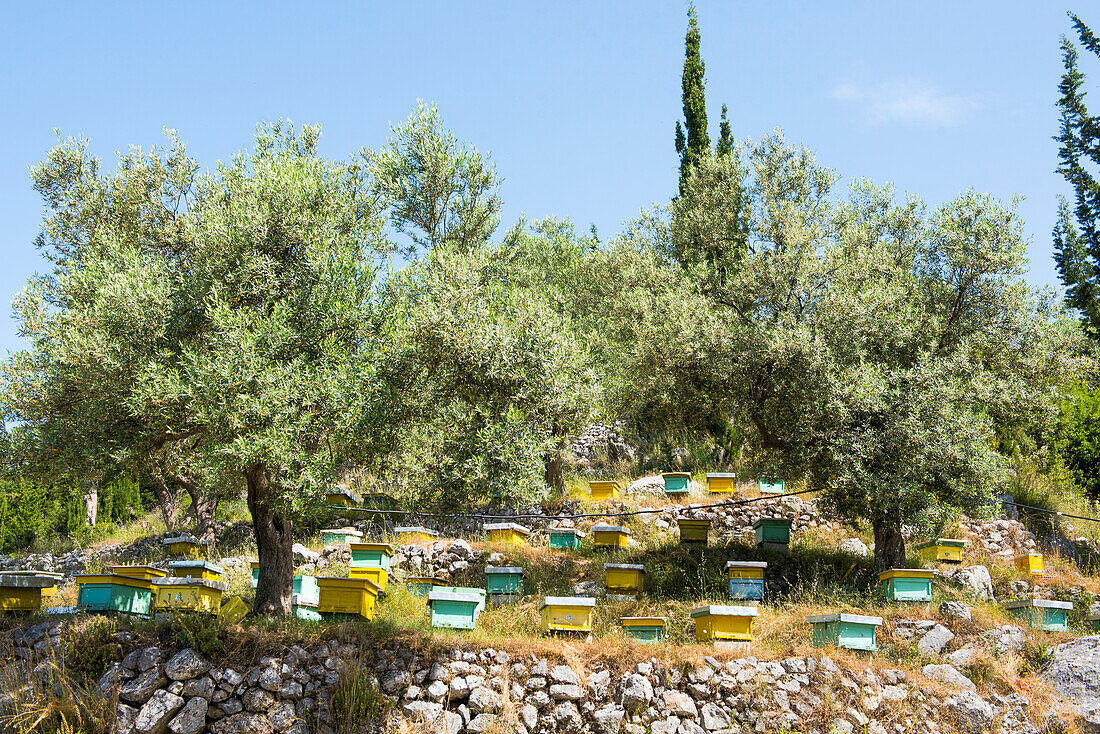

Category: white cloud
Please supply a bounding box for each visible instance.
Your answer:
[830,80,978,128]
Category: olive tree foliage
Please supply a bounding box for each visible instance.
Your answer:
[3,123,395,614]
[369,101,501,257]
[607,133,1088,571]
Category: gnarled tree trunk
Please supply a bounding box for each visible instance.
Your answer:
[872,512,906,574]
[246,463,293,616]
[149,474,184,531]
[83,482,98,528]
[172,474,218,545]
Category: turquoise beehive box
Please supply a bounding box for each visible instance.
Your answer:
[808,613,882,651]
[485,566,524,600]
[661,472,692,496]
[428,588,484,630]
[292,594,322,622]
[75,574,154,616]
[878,569,934,602]
[548,527,585,550]
[1002,599,1073,632]
[753,517,792,552]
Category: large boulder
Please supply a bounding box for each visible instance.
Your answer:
[1044,636,1100,726]
[134,690,185,734]
[950,565,995,602]
[164,649,210,682]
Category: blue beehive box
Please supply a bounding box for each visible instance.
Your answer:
[725,561,767,601]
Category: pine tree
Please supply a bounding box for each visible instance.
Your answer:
[717,104,733,158]
[676,5,710,195]
[1054,13,1100,338]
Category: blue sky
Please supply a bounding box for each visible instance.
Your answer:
[0,2,1090,355]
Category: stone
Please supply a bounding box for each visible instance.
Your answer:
[97,663,127,694]
[553,701,584,730]
[211,713,274,734]
[258,667,282,692]
[425,680,449,702]
[466,713,498,733]
[468,686,503,714]
[660,690,698,718]
[838,538,869,557]
[921,664,976,691]
[938,601,972,622]
[381,670,410,694]
[551,683,585,701]
[137,648,163,672]
[699,702,730,731]
[981,625,1026,654]
[120,668,168,705]
[917,624,955,655]
[952,565,995,602]
[267,701,295,731]
[181,676,215,700]
[946,646,979,667]
[620,673,654,711]
[588,669,612,699]
[167,697,207,734]
[594,703,625,734]
[242,687,277,712]
[947,690,996,732]
[550,664,580,686]
[164,649,210,681]
[292,543,320,564]
[117,703,138,734]
[134,690,185,734]
[1044,636,1100,725]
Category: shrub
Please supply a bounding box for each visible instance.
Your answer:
[61,617,121,688]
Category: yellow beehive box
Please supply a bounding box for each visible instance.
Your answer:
[152,578,227,614]
[0,571,63,601]
[605,563,645,596]
[588,481,621,501]
[219,596,251,624]
[317,576,381,620]
[326,488,362,507]
[109,566,168,581]
[539,596,596,633]
[348,565,388,591]
[706,473,737,494]
[162,536,208,558]
[592,525,630,549]
[677,518,710,544]
[0,575,58,613]
[691,604,759,642]
[1014,553,1045,575]
[914,539,966,564]
[484,522,531,546]
[394,526,440,545]
[168,561,223,582]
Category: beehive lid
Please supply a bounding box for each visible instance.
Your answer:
[485,566,524,575]
[807,613,883,625]
[292,594,317,609]
[317,576,382,594]
[878,568,935,581]
[350,542,394,554]
[1015,552,1043,559]
[169,560,224,574]
[706,473,737,479]
[110,565,168,577]
[725,561,768,570]
[751,517,792,528]
[0,575,59,588]
[428,590,484,604]
[604,563,646,573]
[592,525,630,535]
[621,616,666,626]
[327,488,363,502]
[162,536,208,545]
[1087,613,1100,621]
[484,522,531,536]
[152,577,229,591]
[75,573,153,588]
[589,480,621,487]
[691,605,759,618]
[539,596,597,609]
[394,526,439,536]
[321,528,363,537]
[914,538,967,549]
[662,472,692,478]
[548,526,585,537]
[3,570,64,579]
[1002,598,1073,610]
[677,518,710,525]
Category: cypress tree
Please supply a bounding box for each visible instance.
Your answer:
[717,104,733,158]
[676,5,709,195]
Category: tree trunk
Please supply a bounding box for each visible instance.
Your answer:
[872,513,906,574]
[150,475,183,531]
[173,474,218,545]
[83,483,98,528]
[246,463,294,616]
[544,452,564,494]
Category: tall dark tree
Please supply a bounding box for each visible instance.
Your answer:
[675,5,710,195]
[1054,13,1100,338]
[717,104,733,158]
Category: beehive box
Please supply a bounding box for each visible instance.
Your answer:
[879,569,935,602]
[349,565,388,591]
[677,518,710,544]
[292,594,323,622]
[914,539,966,564]
[250,562,260,589]
[621,616,666,643]
[153,578,228,614]
[394,526,439,544]
[661,472,692,496]
[0,575,58,613]
[162,536,208,558]
[317,576,381,620]
[486,566,525,598]
[587,480,621,501]
[1002,599,1073,632]
[539,596,596,633]
[405,576,445,597]
[1088,614,1100,633]
[168,560,223,581]
[349,543,394,569]
[691,605,758,643]
[758,478,785,495]
[428,589,484,630]
[547,527,585,550]
[808,613,882,651]
[109,566,168,582]
[435,586,487,614]
[1014,553,1045,576]
[293,575,320,603]
[484,522,531,546]
[219,596,250,624]
[361,493,401,511]
[753,518,792,548]
[592,525,630,549]
[320,527,363,545]
[605,564,645,597]
[76,574,154,616]
[725,561,768,601]
[706,473,736,494]
[2,571,63,602]
[326,488,362,507]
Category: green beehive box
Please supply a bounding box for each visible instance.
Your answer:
[1003,599,1073,632]
[808,613,882,651]
[758,478,785,495]
[548,527,585,550]
[294,575,319,603]
[75,574,154,616]
[349,543,393,570]
[621,616,666,643]
[662,472,692,495]
[292,594,323,622]
[753,517,793,546]
[878,569,935,602]
[428,589,484,630]
[485,566,524,599]
[320,528,363,545]
[1087,614,1100,633]
[405,577,445,596]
